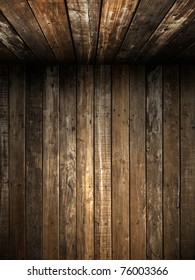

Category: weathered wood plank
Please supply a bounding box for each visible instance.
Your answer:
[77,65,94,259]
[67,0,100,63]
[0,12,37,62]
[0,0,56,63]
[94,65,111,259]
[0,65,9,259]
[180,65,195,260]
[97,0,138,63]
[43,65,59,259]
[116,0,176,63]
[112,65,129,259]
[130,65,146,259]
[146,65,162,259]
[59,65,76,260]
[28,0,75,63]
[9,65,25,259]
[155,20,195,64]
[136,0,195,63]
[163,65,180,259]
[26,66,43,260]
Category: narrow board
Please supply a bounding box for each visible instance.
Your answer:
[43,66,59,259]
[0,65,9,259]
[59,65,77,259]
[136,1,195,63]
[94,65,111,259]
[129,65,146,259]
[155,20,195,64]
[0,0,56,63]
[96,0,138,63]
[26,66,43,259]
[67,0,101,63]
[112,65,129,259]
[116,0,176,63]
[146,65,163,259]
[0,13,36,62]
[163,65,180,259]
[28,0,75,63]
[180,65,195,259]
[9,65,25,259]
[77,65,94,259]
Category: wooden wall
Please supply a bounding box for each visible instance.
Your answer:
[0,64,194,260]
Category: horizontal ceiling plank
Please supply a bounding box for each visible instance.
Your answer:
[0,0,56,63]
[155,19,195,63]
[28,0,75,63]
[0,42,19,63]
[67,0,101,63]
[116,0,176,63]
[136,0,195,63]
[96,0,139,63]
[0,12,37,62]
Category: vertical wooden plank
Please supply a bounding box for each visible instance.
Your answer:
[43,65,59,259]
[77,65,94,259]
[59,65,76,259]
[26,66,43,259]
[181,65,195,259]
[95,65,111,259]
[112,65,129,259]
[130,65,146,259]
[146,65,162,260]
[0,65,9,259]
[163,65,180,259]
[9,65,25,259]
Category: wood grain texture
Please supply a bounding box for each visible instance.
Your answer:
[116,0,176,63]
[0,65,195,260]
[146,65,162,260]
[112,65,129,259]
[136,0,195,63]
[130,65,146,259]
[26,66,43,259]
[77,65,94,259]
[0,1,194,63]
[0,66,9,259]
[180,65,195,259]
[43,65,59,259]
[163,65,180,259]
[67,0,101,63]
[9,65,26,259]
[97,0,138,63]
[155,20,195,63]
[94,65,111,259]
[28,0,75,63]
[59,65,77,259]
[0,12,36,62]
[0,0,56,63]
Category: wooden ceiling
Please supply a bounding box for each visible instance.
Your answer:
[0,0,194,64]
